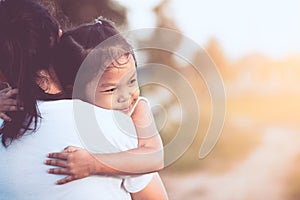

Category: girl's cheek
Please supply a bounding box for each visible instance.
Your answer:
[99,95,114,109]
[135,87,140,98]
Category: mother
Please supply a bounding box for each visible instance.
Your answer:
[0,0,167,199]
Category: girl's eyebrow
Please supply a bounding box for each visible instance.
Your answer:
[129,71,137,80]
[100,71,137,88]
[100,82,117,88]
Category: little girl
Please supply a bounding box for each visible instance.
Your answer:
[44,18,165,188]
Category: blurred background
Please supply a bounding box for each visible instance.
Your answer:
[39,0,300,199]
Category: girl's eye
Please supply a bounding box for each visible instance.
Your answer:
[129,79,136,85]
[102,88,117,93]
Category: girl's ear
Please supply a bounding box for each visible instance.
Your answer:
[58,29,63,38]
[49,29,62,47]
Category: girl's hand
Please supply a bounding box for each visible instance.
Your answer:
[0,88,22,121]
[45,146,97,185]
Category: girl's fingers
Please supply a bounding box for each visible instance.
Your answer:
[47,167,70,175]
[56,176,75,185]
[44,159,68,168]
[64,146,79,152]
[47,152,69,160]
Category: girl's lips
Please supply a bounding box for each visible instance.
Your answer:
[118,98,137,114]
[118,104,132,113]
[120,107,130,112]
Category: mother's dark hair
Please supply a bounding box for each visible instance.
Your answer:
[0,0,60,147]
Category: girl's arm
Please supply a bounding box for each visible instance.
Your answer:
[91,98,164,174]
[45,98,164,184]
[130,173,169,200]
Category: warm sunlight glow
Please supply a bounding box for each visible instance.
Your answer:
[116,0,300,60]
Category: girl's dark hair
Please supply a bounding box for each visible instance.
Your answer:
[53,17,136,99]
[0,0,60,147]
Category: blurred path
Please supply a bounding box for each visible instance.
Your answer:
[162,126,300,200]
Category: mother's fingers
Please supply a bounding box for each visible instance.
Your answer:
[0,112,11,122]
[3,99,17,106]
[0,87,12,94]
[1,105,19,112]
[5,88,18,98]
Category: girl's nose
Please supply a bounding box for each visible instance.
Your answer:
[117,91,131,103]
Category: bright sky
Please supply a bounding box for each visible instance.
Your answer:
[115,0,300,60]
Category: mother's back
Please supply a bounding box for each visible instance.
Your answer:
[0,99,138,200]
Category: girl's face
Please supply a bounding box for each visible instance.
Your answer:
[85,54,140,114]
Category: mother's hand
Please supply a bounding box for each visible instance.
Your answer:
[45,146,97,185]
[0,87,21,121]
